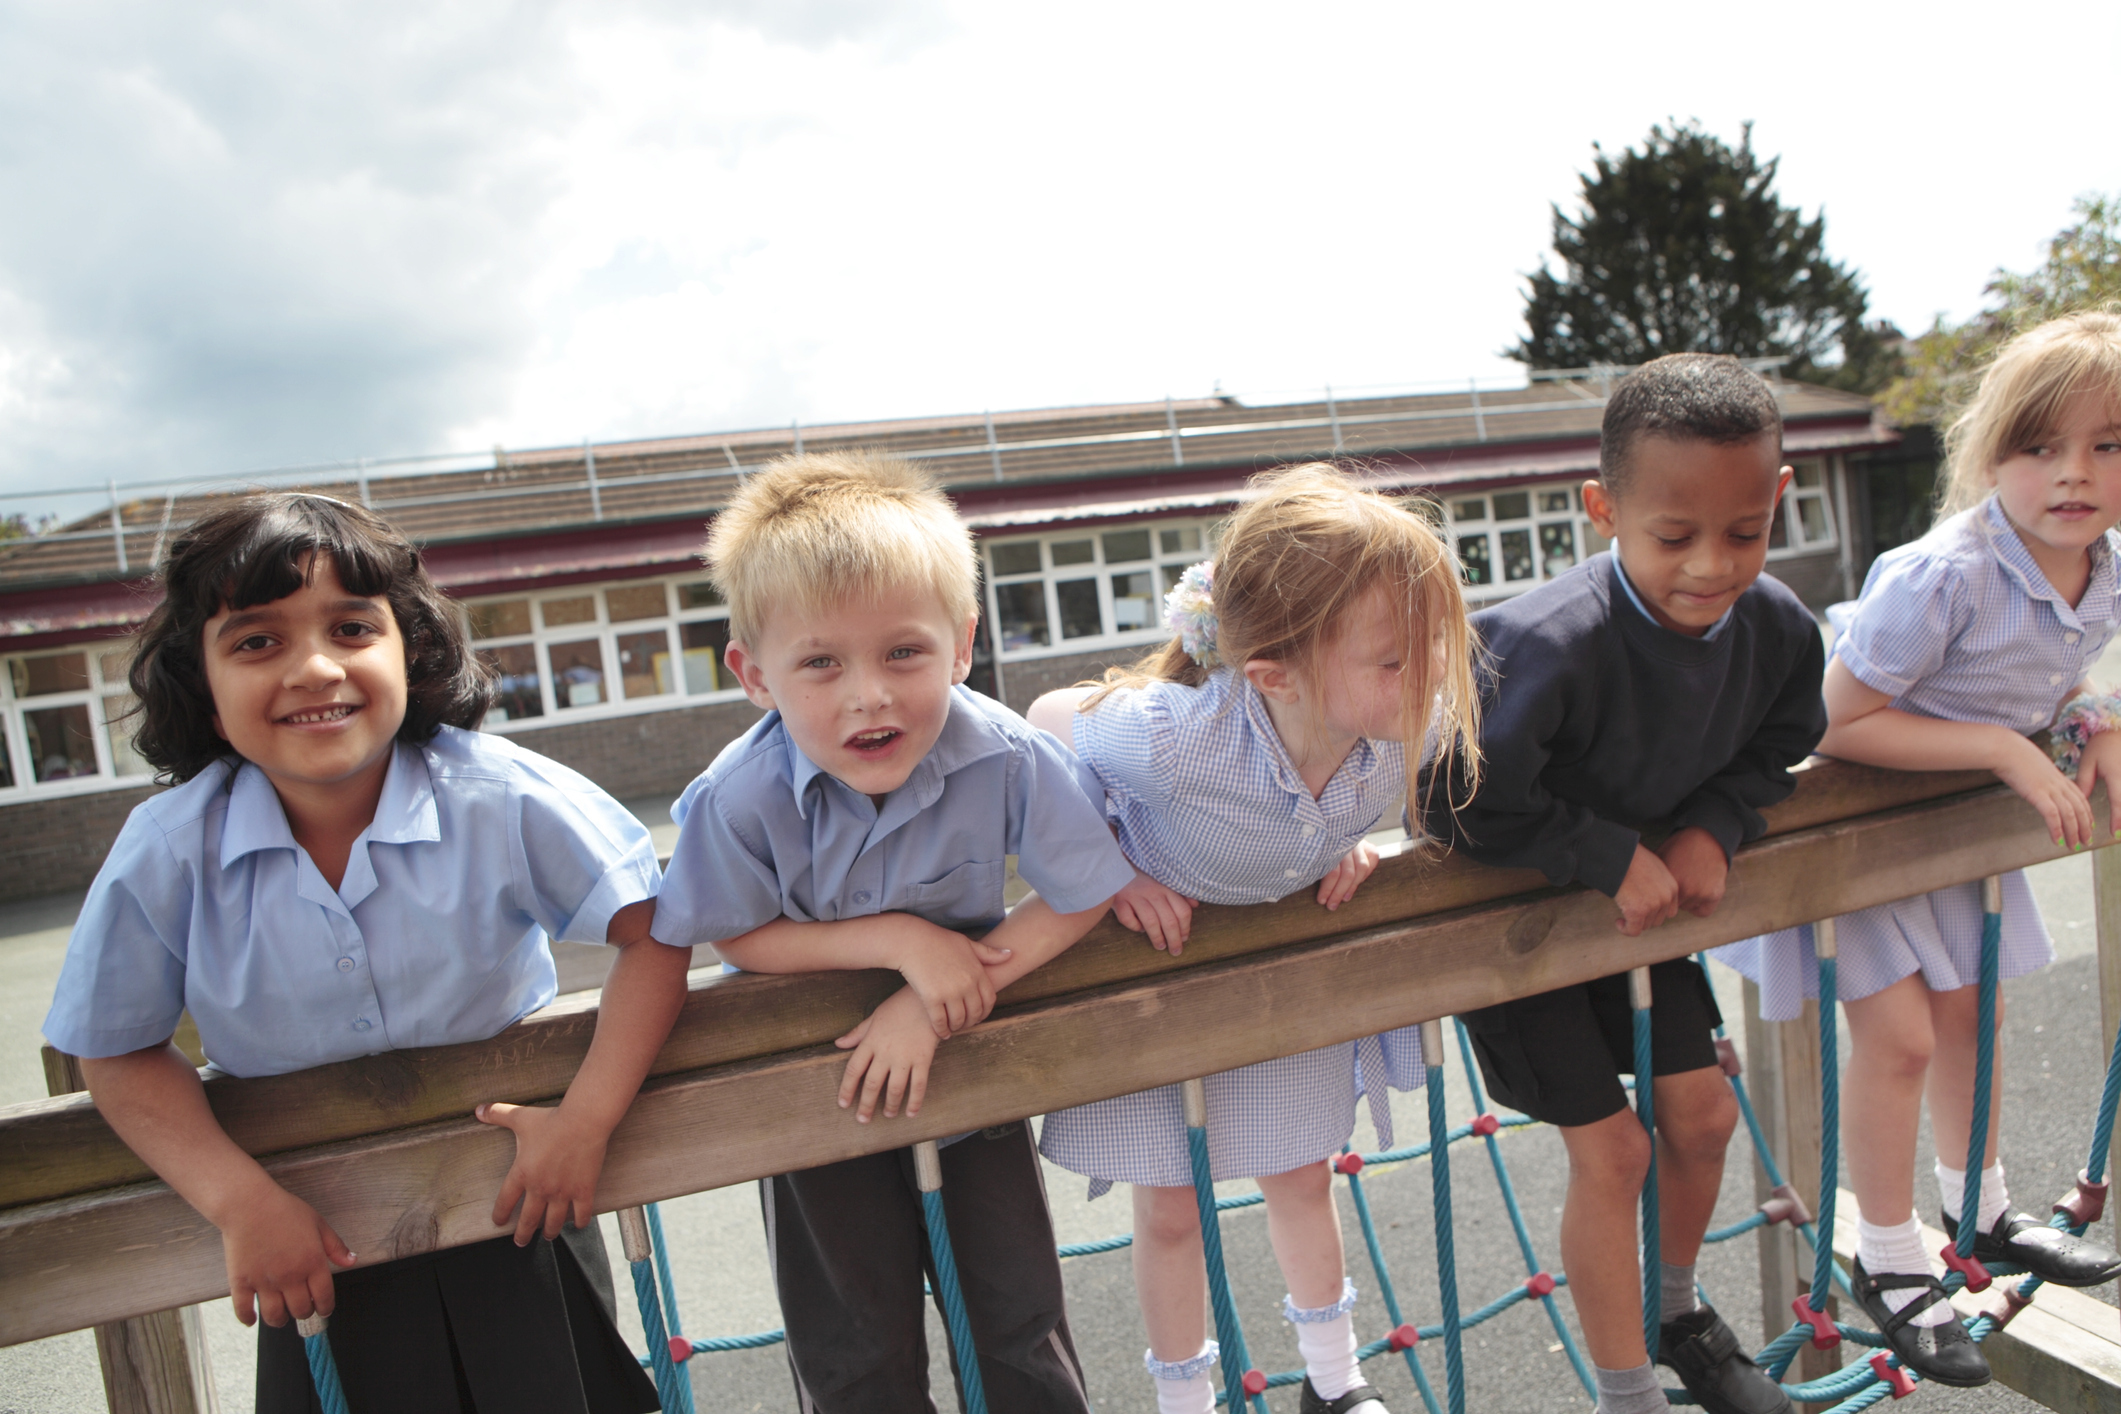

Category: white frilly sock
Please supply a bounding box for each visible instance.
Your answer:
[1858,1215,1953,1328]
[1145,1341,1217,1414]
[1285,1277,1362,1399]
[1937,1159,2009,1233]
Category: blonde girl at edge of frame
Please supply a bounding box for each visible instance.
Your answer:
[40,493,689,1414]
[1028,464,1481,1414]
[1716,308,2121,1389]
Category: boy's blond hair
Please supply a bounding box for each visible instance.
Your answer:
[703,450,979,645]
[1941,306,2121,515]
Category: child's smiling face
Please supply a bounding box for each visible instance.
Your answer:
[724,588,977,803]
[1583,433,1791,637]
[201,557,409,802]
[1990,388,2121,566]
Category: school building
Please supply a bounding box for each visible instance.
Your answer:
[0,369,1906,901]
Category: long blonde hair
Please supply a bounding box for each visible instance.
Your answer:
[1941,307,2121,516]
[1085,463,1481,811]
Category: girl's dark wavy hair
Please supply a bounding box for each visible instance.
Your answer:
[129,492,493,783]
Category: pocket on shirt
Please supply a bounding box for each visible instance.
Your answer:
[906,859,1008,930]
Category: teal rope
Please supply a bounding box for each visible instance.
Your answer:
[645,1206,698,1414]
[631,1255,690,1413]
[302,1327,349,1414]
[1958,905,2003,1256]
[1188,1122,1269,1414]
[1813,949,1839,1310]
[1345,1159,1446,1414]
[920,1187,990,1414]
[1425,1047,1466,1414]
[1632,995,1660,1355]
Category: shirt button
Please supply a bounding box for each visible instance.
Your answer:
[853,891,872,905]
[1284,868,1301,878]
[1301,824,1318,837]
[352,1018,372,1032]
[2051,674,2064,685]
[2067,632,2082,644]
[336,956,357,973]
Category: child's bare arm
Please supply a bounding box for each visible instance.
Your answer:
[716,913,1011,1037]
[82,1044,354,1327]
[1820,657,2095,845]
[1026,687,1094,740]
[977,891,1115,991]
[479,899,691,1243]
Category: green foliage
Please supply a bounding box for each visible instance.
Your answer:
[1510,121,1892,391]
[1881,194,2121,428]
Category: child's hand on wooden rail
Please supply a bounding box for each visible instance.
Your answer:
[1317,840,1381,911]
[1657,827,1730,919]
[478,1102,611,1244]
[1614,845,1680,936]
[835,986,939,1122]
[1111,869,1198,953]
[897,930,1012,1039]
[221,1181,356,1329]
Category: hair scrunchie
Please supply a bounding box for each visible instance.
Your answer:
[2050,692,2121,778]
[1163,561,1218,668]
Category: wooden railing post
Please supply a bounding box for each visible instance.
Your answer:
[43,1046,219,1414]
[1741,979,1842,1408]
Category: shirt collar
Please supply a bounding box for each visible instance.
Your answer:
[784,686,1013,823]
[219,743,439,907]
[1978,495,2118,622]
[1608,546,1735,642]
[1230,669,1380,800]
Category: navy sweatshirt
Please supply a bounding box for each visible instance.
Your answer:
[1424,554,1826,896]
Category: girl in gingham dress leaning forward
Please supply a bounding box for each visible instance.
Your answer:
[1717,311,2121,1388]
[1029,465,1482,1414]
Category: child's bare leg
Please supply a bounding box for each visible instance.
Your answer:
[1650,1065,1739,1269]
[1924,982,2004,1177]
[1842,975,1935,1225]
[1558,1109,1654,1369]
[1256,1160,1347,1307]
[1132,1183,1209,1359]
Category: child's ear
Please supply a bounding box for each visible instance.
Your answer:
[721,640,777,711]
[950,612,977,686]
[1242,657,1300,705]
[1772,465,1795,510]
[1582,478,1620,538]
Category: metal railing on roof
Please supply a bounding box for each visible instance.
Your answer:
[0,369,1812,577]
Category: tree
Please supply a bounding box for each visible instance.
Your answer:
[1509,121,1893,391]
[1881,193,2121,427]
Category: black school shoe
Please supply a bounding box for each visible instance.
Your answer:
[1298,1375,1388,1414]
[1850,1257,1990,1387]
[1656,1304,1792,1414]
[1944,1208,2121,1287]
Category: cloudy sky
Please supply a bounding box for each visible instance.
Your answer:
[1,0,2114,522]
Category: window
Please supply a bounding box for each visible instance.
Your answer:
[0,644,152,798]
[981,518,1217,660]
[464,575,743,731]
[1441,468,1835,603]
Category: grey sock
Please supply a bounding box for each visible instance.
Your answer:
[1594,1360,1669,1414]
[1660,1261,1699,1319]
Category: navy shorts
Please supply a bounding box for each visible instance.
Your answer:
[1459,957,1723,1128]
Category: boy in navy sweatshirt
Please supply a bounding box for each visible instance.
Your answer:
[1424,355,1825,1414]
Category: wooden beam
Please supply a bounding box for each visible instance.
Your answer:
[0,780,2091,1345]
[0,756,2004,1212]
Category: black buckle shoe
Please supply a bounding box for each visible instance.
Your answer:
[1946,1208,2121,1288]
[1656,1303,1792,1414]
[1850,1257,1990,1387]
[1298,1376,1388,1414]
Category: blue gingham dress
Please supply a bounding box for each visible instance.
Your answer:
[1715,498,2121,1019]
[1036,669,1421,1194]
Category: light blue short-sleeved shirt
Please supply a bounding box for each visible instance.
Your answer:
[1070,668,1407,905]
[652,686,1135,947]
[1832,496,2121,731]
[43,725,663,1078]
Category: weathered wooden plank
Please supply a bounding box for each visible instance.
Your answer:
[0,757,2005,1212]
[0,780,2093,1345]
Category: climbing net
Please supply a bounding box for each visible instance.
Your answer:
[297,879,2121,1413]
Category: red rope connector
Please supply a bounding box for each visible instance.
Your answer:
[1388,1323,1420,1351]
[1868,1353,1916,1398]
[1939,1242,1993,1294]
[1241,1369,1268,1395]
[1988,1283,2035,1331]
[668,1336,693,1363]
[1524,1272,1557,1298]
[2055,1170,2109,1229]
[1333,1153,1365,1175]
[1715,1036,1743,1078]
[1792,1294,1839,1349]
[1761,1182,1812,1228]
[1471,1113,1501,1137]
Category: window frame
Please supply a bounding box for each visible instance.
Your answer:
[980,518,1218,663]
[0,644,152,801]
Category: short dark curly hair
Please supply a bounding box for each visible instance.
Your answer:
[127,492,493,783]
[1599,354,1782,494]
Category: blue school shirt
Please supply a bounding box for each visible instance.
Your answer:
[1832,496,2121,731]
[1069,668,1406,905]
[651,685,1135,947]
[42,725,663,1079]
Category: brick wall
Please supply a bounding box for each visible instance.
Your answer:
[1766,550,1849,613]
[994,647,1146,715]
[0,783,162,904]
[498,698,765,801]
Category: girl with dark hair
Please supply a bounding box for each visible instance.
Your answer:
[44,492,687,1413]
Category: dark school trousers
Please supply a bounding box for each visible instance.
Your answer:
[761,1120,1090,1414]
